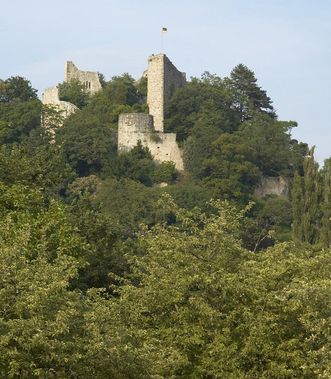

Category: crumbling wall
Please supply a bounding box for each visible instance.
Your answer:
[41,86,78,138]
[41,60,102,129]
[118,113,184,170]
[42,86,78,119]
[147,54,186,132]
[65,61,102,95]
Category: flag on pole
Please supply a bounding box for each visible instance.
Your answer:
[162,27,168,32]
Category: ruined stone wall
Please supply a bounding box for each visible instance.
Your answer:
[65,61,102,95]
[42,86,60,104]
[41,60,102,127]
[118,113,184,170]
[41,86,78,138]
[42,86,78,119]
[147,54,186,132]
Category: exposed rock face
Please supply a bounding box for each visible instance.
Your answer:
[254,176,289,198]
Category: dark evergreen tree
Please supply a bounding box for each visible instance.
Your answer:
[226,64,275,121]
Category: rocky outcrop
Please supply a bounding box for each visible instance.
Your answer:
[254,176,289,198]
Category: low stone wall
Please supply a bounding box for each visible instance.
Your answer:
[118,113,184,170]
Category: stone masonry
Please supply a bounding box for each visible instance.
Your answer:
[118,113,184,170]
[42,61,102,127]
[42,55,185,170]
[147,54,186,132]
[118,54,185,170]
[42,85,78,118]
[64,61,102,95]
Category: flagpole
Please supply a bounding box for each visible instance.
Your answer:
[161,30,164,53]
[161,27,167,54]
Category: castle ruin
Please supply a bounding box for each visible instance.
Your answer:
[118,54,186,170]
[147,54,186,132]
[42,54,185,170]
[64,61,102,95]
[42,61,102,119]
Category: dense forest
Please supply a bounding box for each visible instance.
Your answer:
[0,67,330,378]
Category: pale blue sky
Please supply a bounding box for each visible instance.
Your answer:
[1,0,330,163]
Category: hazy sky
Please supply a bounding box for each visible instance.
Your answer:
[1,0,330,163]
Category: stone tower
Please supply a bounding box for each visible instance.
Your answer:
[118,54,186,170]
[147,54,186,132]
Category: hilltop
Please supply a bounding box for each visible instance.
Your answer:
[0,55,330,378]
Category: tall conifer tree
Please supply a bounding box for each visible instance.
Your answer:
[292,171,304,241]
[319,158,331,246]
[292,147,320,243]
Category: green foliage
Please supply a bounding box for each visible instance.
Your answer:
[0,143,76,196]
[163,179,214,210]
[102,73,145,106]
[301,148,320,244]
[165,73,240,142]
[107,197,331,378]
[66,176,127,290]
[292,148,321,244]
[0,100,42,144]
[292,171,304,242]
[0,183,147,378]
[1,64,330,378]
[239,114,296,176]
[225,63,275,121]
[202,132,261,201]
[94,177,158,238]
[243,196,292,251]
[113,142,156,186]
[0,76,38,103]
[58,78,89,108]
[136,76,147,98]
[152,161,178,183]
[290,139,309,175]
[183,114,224,178]
[0,185,89,377]
[319,158,331,246]
[97,72,106,87]
[57,111,117,177]
[57,74,147,177]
